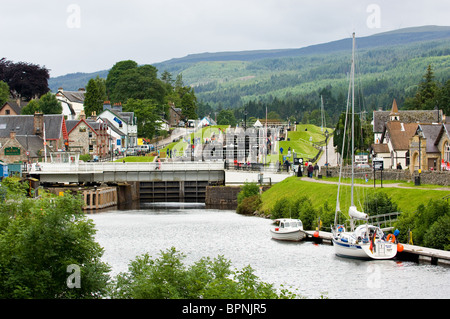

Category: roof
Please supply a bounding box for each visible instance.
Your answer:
[385,122,418,150]
[0,114,65,140]
[389,99,400,116]
[56,90,85,104]
[373,108,443,133]
[419,123,444,153]
[371,143,390,154]
[1,100,22,114]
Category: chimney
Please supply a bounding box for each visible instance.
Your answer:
[79,110,86,120]
[91,111,97,120]
[9,130,16,140]
[58,87,64,93]
[34,112,44,136]
[103,101,111,111]
[112,102,122,112]
[78,88,85,92]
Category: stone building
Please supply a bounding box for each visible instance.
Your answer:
[0,113,68,164]
[0,100,22,115]
[66,111,109,158]
[371,99,450,173]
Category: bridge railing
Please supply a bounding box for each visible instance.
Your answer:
[28,161,226,174]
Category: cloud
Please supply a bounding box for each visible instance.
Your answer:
[1,0,448,77]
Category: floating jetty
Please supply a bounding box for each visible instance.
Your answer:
[304,230,450,266]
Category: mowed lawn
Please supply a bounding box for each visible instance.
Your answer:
[259,176,450,217]
[275,124,331,164]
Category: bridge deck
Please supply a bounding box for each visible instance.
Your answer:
[29,161,226,184]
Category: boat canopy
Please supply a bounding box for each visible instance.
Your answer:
[348,205,368,220]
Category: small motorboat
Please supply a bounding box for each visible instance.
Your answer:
[270,218,306,242]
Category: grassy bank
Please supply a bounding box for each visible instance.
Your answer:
[259,176,450,217]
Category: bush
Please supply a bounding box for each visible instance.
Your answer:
[364,191,398,216]
[271,197,293,219]
[237,182,260,204]
[236,194,262,215]
[108,247,297,299]
[424,215,450,251]
[293,196,317,230]
[0,180,110,298]
[395,199,450,250]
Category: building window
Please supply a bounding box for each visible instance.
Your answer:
[445,142,450,162]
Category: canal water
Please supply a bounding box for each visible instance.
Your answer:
[89,204,450,299]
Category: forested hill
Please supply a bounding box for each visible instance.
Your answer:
[157,25,450,65]
[49,25,450,123]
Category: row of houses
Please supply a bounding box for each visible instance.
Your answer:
[371,99,450,173]
[0,91,139,164]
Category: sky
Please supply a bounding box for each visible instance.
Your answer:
[1,0,449,78]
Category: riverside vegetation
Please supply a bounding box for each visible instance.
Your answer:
[0,177,297,299]
[236,178,450,251]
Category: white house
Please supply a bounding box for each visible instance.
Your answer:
[55,88,85,120]
[97,102,138,150]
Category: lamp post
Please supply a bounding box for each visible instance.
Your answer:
[325,129,329,177]
[417,126,423,186]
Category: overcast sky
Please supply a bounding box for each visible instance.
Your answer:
[1,0,449,77]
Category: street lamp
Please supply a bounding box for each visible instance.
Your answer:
[417,126,423,185]
[325,129,329,177]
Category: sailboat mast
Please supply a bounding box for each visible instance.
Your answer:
[351,32,355,207]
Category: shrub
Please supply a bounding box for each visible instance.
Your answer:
[108,247,297,299]
[236,194,262,215]
[237,182,260,204]
[423,215,450,251]
[364,191,398,216]
[271,197,293,219]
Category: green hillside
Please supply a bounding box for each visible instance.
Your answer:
[49,25,450,124]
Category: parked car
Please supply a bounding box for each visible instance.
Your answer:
[126,148,137,156]
[356,163,371,169]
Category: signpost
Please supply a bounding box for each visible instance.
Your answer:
[373,158,384,188]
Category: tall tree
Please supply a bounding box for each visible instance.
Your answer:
[0,80,9,105]
[124,98,161,139]
[84,76,107,117]
[106,60,138,101]
[405,64,439,110]
[39,92,62,114]
[0,58,49,101]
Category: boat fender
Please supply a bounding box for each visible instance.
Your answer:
[397,243,404,252]
[394,229,400,237]
[275,227,279,231]
[337,225,344,232]
[386,234,396,243]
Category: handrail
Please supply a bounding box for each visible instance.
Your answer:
[28,161,226,174]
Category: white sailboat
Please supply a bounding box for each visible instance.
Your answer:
[331,33,397,260]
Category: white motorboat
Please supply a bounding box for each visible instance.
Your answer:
[331,33,397,260]
[270,219,306,242]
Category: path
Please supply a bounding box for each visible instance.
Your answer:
[316,135,338,169]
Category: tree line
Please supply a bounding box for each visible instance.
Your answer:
[0,177,296,299]
[83,60,198,139]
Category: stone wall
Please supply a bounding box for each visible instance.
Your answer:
[322,166,450,186]
[205,186,241,209]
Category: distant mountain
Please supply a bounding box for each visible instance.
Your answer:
[49,25,450,114]
[156,25,450,65]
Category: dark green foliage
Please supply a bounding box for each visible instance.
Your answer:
[108,247,296,299]
[0,178,110,298]
[364,191,399,216]
[236,182,261,215]
[84,76,107,116]
[237,195,262,215]
[395,199,450,250]
[237,182,260,204]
